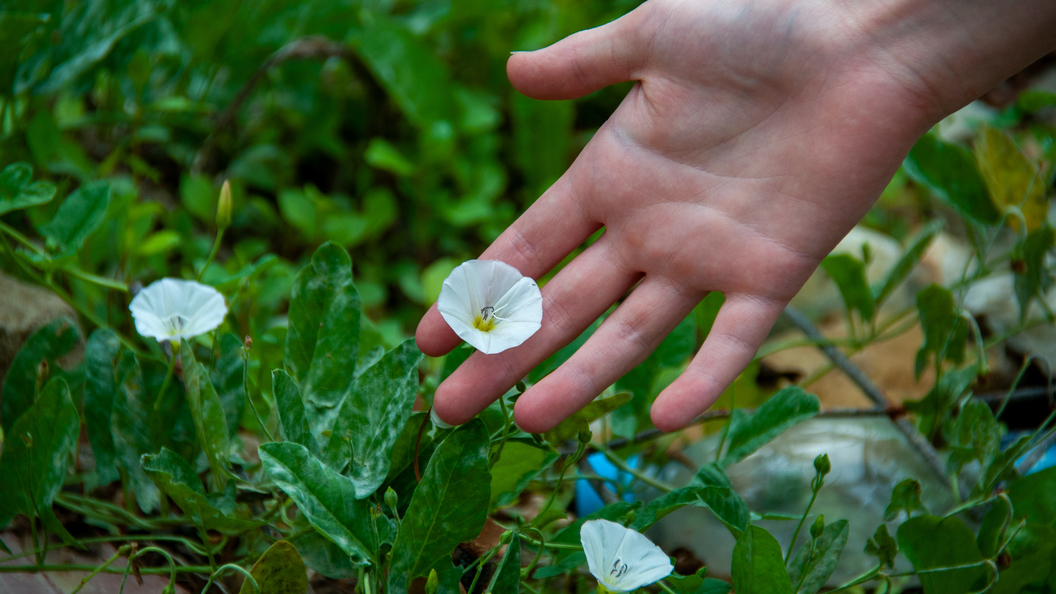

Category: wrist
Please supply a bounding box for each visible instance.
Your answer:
[841,0,1056,124]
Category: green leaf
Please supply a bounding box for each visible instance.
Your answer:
[38,180,112,251]
[974,125,1048,231]
[1013,225,1056,320]
[322,339,423,497]
[1,316,79,433]
[731,525,792,594]
[0,14,47,95]
[83,329,122,487]
[1018,90,1056,113]
[512,91,574,197]
[486,535,520,594]
[1008,465,1056,527]
[0,379,79,529]
[259,442,378,565]
[914,284,968,378]
[787,519,849,594]
[237,540,308,594]
[943,400,1002,488]
[491,441,558,508]
[274,369,312,451]
[278,187,317,238]
[111,353,161,514]
[821,254,875,321]
[290,529,357,580]
[142,449,262,534]
[990,524,1056,594]
[388,420,491,594]
[904,132,1001,225]
[183,341,231,489]
[284,243,361,436]
[351,17,455,127]
[897,516,990,594]
[0,162,56,215]
[545,392,632,445]
[631,484,750,538]
[976,495,1011,558]
[864,524,898,569]
[873,220,942,306]
[211,334,247,438]
[614,315,696,437]
[721,387,820,467]
[532,551,587,579]
[365,138,415,176]
[883,479,929,522]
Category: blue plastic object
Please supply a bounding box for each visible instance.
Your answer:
[575,452,640,518]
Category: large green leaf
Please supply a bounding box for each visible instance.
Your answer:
[897,516,990,594]
[0,161,56,215]
[904,132,1000,225]
[322,339,423,497]
[490,440,558,508]
[183,341,231,489]
[1,316,80,433]
[0,379,79,529]
[721,387,820,467]
[787,520,849,594]
[731,525,793,594]
[274,369,312,451]
[237,540,309,594]
[111,353,160,513]
[83,329,122,487]
[388,420,491,594]
[142,448,262,534]
[259,442,378,565]
[821,254,875,322]
[210,333,247,438]
[38,180,111,251]
[290,529,357,580]
[1013,225,1056,320]
[284,243,361,436]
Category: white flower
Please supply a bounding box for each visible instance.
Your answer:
[129,278,228,343]
[436,260,543,355]
[581,519,673,592]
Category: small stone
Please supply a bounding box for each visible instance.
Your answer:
[0,273,84,384]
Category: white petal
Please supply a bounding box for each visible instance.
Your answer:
[436,260,542,354]
[129,278,228,342]
[580,520,672,592]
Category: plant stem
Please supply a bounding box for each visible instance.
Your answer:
[71,545,130,594]
[0,564,213,574]
[785,488,820,566]
[197,229,224,282]
[154,349,177,414]
[516,534,582,551]
[598,446,672,493]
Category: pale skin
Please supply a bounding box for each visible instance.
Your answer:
[417,0,1056,433]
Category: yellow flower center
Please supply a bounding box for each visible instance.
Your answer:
[474,306,497,332]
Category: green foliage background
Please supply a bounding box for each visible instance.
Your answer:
[1,0,1056,593]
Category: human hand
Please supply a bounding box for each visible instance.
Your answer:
[416,0,1056,432]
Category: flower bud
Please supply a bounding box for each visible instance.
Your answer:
[425,569,439,594]
[499,530,513,545]
[813,453,831,477]
[810,515,825,539]
[385,487,398,512]
[216,180,232,229]
[577,427,593,444]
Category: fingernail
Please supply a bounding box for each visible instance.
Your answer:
[430,407,457,429]
[510,50,531,55]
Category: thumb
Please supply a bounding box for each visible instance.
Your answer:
[507,9,645,100]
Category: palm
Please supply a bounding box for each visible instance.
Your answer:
[418,0,935,432]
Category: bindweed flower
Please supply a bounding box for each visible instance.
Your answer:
[437,259,543,355]
[129,278,228,343]
[580,519,673,593]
